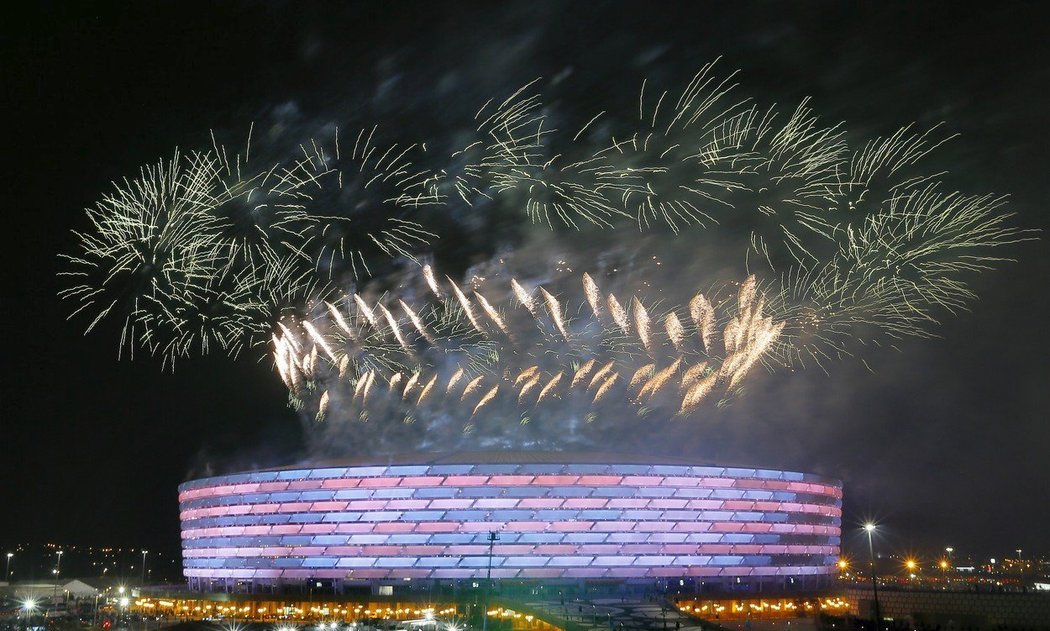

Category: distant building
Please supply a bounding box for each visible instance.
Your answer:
[179,451,843,593]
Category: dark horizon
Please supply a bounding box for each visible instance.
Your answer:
[2,1,1048,572]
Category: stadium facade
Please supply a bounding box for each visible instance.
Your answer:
[178,452,841,591]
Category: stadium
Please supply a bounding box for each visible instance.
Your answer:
[178,452,842,592]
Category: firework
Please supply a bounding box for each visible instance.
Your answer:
[571,359,598,388]
[537,371,564,403]
[422,264,442,296]
[582,273,603,319]
[461,375,486,401]
[540,288,570,340]
[592,373,619,404]
[511,278,536,314]
[607,293,630,334]
[632,297,653,356]
[665,312,686,353]
[471,384,499,417]
[62,61,1029,445]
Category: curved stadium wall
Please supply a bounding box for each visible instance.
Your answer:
[178,452,841,585]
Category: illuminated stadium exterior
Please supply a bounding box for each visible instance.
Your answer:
[178,452,842,591]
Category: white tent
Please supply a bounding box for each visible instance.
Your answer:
[61,579,98,598]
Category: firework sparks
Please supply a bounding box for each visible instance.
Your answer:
[461,375,486,401]
[628,363,656,394]
[448,277,486,335]
[378,304,411,352]
[446,367,466,395]
[587,360,618,392]
[398,299,434,344]
[517,374,542,404]
[416,374,438,406]
[665,312,686,353]
[471,384,499,417]
[592,373,618,404]
[511,278,536,314]
[537,371,564,403]
[302,320,337,362]
[475,291,510,337]
[689,293,716,353]
[402,372,420,400]
[353,294,377,327]
[582,273,603,319]
[632,297,653,355]
[422,264,441,296]
[540,287,570,340]
[639,358,682,401]
[607,293,630,334]
[61,62,1030,441]
[571,359,598,388]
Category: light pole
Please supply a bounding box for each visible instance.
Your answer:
[53,550,64,601]
[864,523,882,631]
[6,552,12,582]
[481,531,499,631]
[141,550,148,586]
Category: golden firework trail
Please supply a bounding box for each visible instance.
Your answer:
[537,371,564,403]
[571,359,598,388]
[631,297,653,355]
[628,363,656,394]
[353,294,377,327]
[398,299,434,344]
[273,335,293,390]
[689,293,716,353]
[639,358,682,401]
[517,374,542,404]
[680,361,709,390]
[471,384,499,417]
[582,273,603,319]
[514,365,540,387]
[461,375,486,401]
[361,370,377,404]
[679,372,719,416]
[738,275,758,312]
[389,372,403,391]
[326,302,355,337]
[422,264,441,297]
[475,292,510,337]
[277,323,302,352]
[592,373,618,404]
[317,390,329,419]
[540,287,570,340]
[607,293,630,334]
[378,304,411,352]
[337,354,350,378]
[448,277,486,335]
[510,278,536,314]
[302,320,337,362]
[353,369,373,402]
[402,371,421,400]
[445,366,466,395]
[665,312,686,353]
[416,374,438,406]
[587,360,618,392]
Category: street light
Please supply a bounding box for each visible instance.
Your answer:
[864,523,882,631]
[481,531,499,631]
[23,598,37,631]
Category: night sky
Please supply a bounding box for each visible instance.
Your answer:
[3,2,1048,575]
